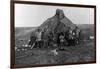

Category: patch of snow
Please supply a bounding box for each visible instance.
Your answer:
[25,44,28,47]
[15,47,17,50]
[90,36,94,39]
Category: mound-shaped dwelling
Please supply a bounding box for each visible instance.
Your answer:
[29,9,80,47]
[39,9,76,32]
[38,9,76,41]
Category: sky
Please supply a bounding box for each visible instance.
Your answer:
[15,4,94,27]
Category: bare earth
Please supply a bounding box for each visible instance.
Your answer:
[15,40,95,67]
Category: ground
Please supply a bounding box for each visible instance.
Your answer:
[15,40,95,67]
[15,24,95,67]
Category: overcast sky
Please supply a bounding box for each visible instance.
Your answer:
[15,4,94,27]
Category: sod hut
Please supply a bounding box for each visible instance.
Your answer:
[38,9,76,41]
[29,9,80,47]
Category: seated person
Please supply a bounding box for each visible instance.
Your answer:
[58,32,65,46]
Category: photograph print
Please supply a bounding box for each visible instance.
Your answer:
[12,1,96,68]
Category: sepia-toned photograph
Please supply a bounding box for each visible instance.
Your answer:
[11,1,96,68]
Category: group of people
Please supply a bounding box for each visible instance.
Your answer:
[57,26,81,46]
[28,26,81,49]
